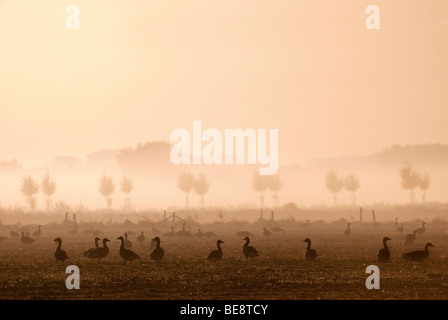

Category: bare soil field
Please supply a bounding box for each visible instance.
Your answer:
[1,219,448,300]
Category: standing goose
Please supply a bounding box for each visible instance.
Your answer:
[149,237,165,261]
[164,226,176,238]
[54,238,68,261]
[137,231,145,243]
[303,238,317,261]
[377,237,391,262]
[263,228,272,237]
[124,233,133,249]
[32,225,41,237]
[21,232,35,244]
[415,222,426,235]
[117,236,139,264]
[404,230,417,246]
[83,237,101,257]
[402,242,434,261]
[396,223,404,233]
[344,223,351,236]
[207,240,224,262]
[86,238,110,261]
[243,236,259,260]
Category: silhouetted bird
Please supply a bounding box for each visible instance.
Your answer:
[117,236,139,264]
[344,223,351,236]
[21,232,35,244]
[263,228,272,237]
[137,231,145,243]
[303,238,317,261]
[243,236,259,260]
[396,223,404,233]
[86,238,110,261]
[405,230,417,246]
[124,233,133,249]
[54,238,68,261]
[402,242,434,261]
[150,237,165,261]
[164,226,176,238]
[176,223,192,237]
[377,237,391,262]
[207,240,224,262]
[32,225,41,237]
[415,222,426,235]
[83,237,101,257]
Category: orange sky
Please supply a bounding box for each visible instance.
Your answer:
[0,0,447,167]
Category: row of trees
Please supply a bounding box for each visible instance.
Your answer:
[399,164,430,203]
[325,171,360,205]
[20,172,56,211]
[252,174,283,209]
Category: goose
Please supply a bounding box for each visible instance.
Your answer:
[149,237,165,261]
[207,240,224,262]
[344,223,351,236]
[136,231,145,243]
[164,226,176,238]
[124,233,133,249]
[10,230,20,239]
[263,228,272,237]
[402,242,434,261]
[117,236,139,264]
[83,237,101,257]
[86,238,110,261]
[396,223,404,233]
[21,232,35,244]
[377,237,391,262]
[415,222,426,235]
[235,231,254,238]
[196,228,204,237]
[271,227,285,234]
[32,225,41,237]
[176,223,192,238]
[393,218,399,228]
[54,238,68,261]
[404,230,417,246]
[303,238,317,261]
[243,236,259,260]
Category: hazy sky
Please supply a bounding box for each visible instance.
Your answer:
[1,0,447,167]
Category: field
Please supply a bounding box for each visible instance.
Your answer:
[1,217,448,300]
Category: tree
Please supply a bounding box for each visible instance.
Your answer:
[20,175,39,211]
[193,173,210,209]
[120,176,134,211]
[252,173,270,209]
[344,174,360,205]
[269,174,283,208]
[325,171,344,205]
[177,172,195,209]
[41,172,56,212]
[418,171,430,203]
[99,173,115,209]
[399,164,421,203]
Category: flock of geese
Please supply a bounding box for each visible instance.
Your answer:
[3,219,434,264]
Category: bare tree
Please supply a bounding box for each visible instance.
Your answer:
[252,173,270,209]
[20,175,39,211]
[41,172,56,212]
[120,176,134,211]
[399,164,421,203]
[193,173,210,209]
[269,174,283,208]
[418,171,430,203]
[99,173,115,209]
[344,174,360,205]
[177,172,195,209]
[325,171,344,205]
